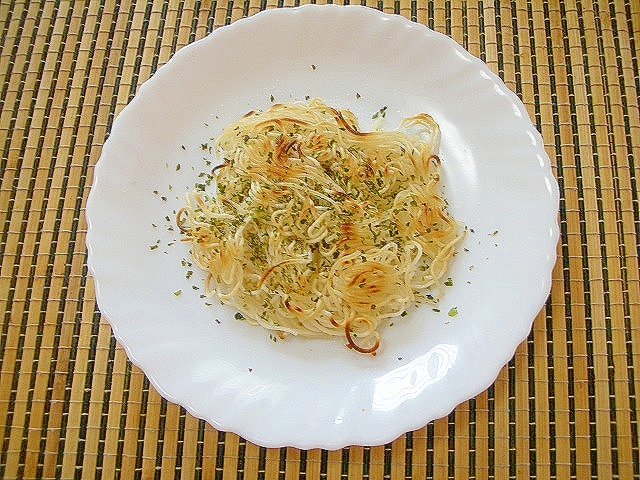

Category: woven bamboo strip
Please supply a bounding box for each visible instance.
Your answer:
[221,432,241,480]
[2,0,68,475]
[346,444,363,480]
[580,7,622,480]
[584,2,639,477]
[506,1,539,474]
[242,441,262,480]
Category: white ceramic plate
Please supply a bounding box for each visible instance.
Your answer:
[86,4,559,449]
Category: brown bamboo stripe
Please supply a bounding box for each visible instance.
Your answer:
[1,0,639,479]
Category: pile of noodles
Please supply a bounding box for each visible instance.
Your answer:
[177,98,463,353]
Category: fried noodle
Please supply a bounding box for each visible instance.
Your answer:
[177,98,464,353]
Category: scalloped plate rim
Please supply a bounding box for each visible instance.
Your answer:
[86,4,559,449]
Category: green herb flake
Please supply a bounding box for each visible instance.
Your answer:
[149,245,159,250]
[176,164,181,171]
[173,289,182,296]
[372,106,388,119]
[234,312,245,321]
[447,307,458,317]
[444,277,454,287]
[311,64,317,70]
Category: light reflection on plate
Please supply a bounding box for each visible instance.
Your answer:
[86,4,559,449]
[372,344,458,412]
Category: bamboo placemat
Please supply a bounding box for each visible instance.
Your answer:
[1,0,639,478]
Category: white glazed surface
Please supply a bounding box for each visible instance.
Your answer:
[86,4,559,449]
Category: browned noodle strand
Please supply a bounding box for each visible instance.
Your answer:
[177,98,464,353]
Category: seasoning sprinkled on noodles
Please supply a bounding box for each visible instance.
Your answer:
[177,98,464,354]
